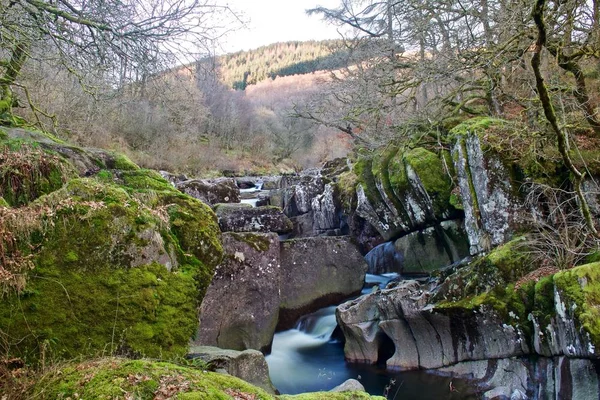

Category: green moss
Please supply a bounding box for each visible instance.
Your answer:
[0,179,223,362]
[0,142,78,206]
[353,156,382,206]
[553,262,600,346]
[0,196,8,207]
[95,169,114,182]
[31,358,273,400]
[336,170,359,212]
[449,117,505,138]
[111,152,140,171]
[230,232,271,252]
[118,169,175,192]
[433,237,532,303]
[0,128,7,140]
[404,148,453,216]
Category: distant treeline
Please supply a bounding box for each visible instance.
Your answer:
[211,40,350,90]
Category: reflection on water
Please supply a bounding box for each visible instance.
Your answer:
[266,275,479,399]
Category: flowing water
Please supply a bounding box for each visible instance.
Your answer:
[266,274,479,399]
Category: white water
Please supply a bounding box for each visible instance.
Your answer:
[239,187,261,207]
[267,275,399,394]
[266,306,347,393]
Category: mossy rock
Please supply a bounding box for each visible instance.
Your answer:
[30,357,385,400]
[336,170,359,212]
[448,117,505,139]
[0,178,222,362]
[553,262,600,346]
[0,140,78,206]
[403,147,454,216]
[433,237,532,303]
[115,169,176,192]
[111,152,140,171]
[31,357,273,400]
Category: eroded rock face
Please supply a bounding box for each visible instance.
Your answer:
[177,178,240,205]
[452,134,525,254]
[278,236,368,329]
[336,280,528,369]
[440,357,600,400]
[215,204,293,234]
[196,232,281,353]
[188,345,277,394]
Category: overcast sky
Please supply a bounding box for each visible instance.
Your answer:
[219,0,343,53]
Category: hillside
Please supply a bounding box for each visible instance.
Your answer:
[212,40,349,89]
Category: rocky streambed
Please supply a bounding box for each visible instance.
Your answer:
[3,120,600,399]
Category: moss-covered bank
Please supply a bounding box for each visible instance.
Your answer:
[29,358,385,400]
[0,131,223,363]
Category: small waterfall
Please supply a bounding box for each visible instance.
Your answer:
[266,306,349,394]
[240,187,260,207]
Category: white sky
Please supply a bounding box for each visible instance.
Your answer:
[218,0,343,54]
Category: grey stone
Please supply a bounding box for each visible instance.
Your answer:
[196,232,281,352]
[188,345,276,394]
[278,236,368,329]
[215,205,293,234]
[177,178,240,205]
[331,379,365,392]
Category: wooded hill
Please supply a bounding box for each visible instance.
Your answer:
[213,40,349,89]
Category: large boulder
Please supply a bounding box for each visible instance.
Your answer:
[0,174,223,361]
[176,177,240,205]
[394,220,470,274]
[278,236,368,329]
[337,252,600,370]
[215,204,293,234]
[188,345,276,394]
[196,232,281,352]
[336,279,529,369]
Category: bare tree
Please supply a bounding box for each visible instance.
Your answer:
[0,0,237,123]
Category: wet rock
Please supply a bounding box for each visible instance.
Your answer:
[278,236,368,329]
[331,379,365,392]
[394,220,470,274]
[196,232,281,353]
[188,345,276,394]
[215,204,293,234]
[177,177,240,205]
[439,356,600,400]
[312,183,342,234]
[364,242,404,275]
[336,280,528,369]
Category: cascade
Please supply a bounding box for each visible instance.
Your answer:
[266,274,475,399]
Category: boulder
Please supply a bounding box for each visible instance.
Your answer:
[188,345,276,394]
[215,204,293,234]
[278,236,368,329]
[312,183,342,235]
[196,232,281,352]
[0,174,223,361]
[393,220,470,274]
[331,379,365,392]
[177,177,240,205]
[364,241,404,275]
[4,127,141,177]
[352,147,460,242]
[336,280,529,369]
[452,132,525,254]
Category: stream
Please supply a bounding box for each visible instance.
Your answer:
[266,274,479,399]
